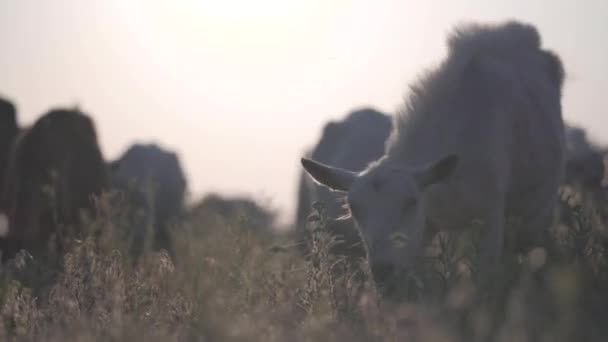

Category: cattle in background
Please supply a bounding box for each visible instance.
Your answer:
[191,193,276,234]
[0,108,108,263]
[295,108,392,258]
[559,124,607,230]
[301,21,565,293]
[563,125,605,192]
[109,143,187,262]
[0,97,19,202]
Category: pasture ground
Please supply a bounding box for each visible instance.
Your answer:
[0,190,607,341]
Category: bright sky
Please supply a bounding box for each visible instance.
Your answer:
[1,0,607,225]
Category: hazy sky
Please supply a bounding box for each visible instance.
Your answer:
[1,0,607,224]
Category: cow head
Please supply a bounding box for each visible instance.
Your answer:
[301,155,459,290]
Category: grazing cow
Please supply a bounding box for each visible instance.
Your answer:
[192,193,276,234]
[0,108,108,263]
[301,21,565,292]
[563,125,605,191]
[0,97,19,201]
[559,125,606,229]
[109,143,187,261]
[295,108,392,258]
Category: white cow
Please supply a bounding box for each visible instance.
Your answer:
[301,21,565,289]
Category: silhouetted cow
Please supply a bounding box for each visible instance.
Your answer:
[295,108,392,258]
[559,125,607,230]
[109,143,187,261]
[0,108,108,263]
[192,193,276,234]
[563,125,605,191]
[0,97,18,202]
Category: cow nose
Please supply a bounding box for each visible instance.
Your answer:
[371,261,396,283]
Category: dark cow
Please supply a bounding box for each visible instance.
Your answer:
[0,97,19,202]
[192,193,276,234]
[295,107,392,258]
[0,108,108,263]
[559,125,607,229]
[109,143,187,261]
[563,125,605,191]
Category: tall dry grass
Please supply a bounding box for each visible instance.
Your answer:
[0,188,607,341]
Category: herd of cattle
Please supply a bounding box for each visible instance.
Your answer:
[0,98,187,265]
[0,21,606,295]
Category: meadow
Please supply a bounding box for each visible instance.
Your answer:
[0,188,607,342]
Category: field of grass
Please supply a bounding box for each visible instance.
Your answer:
[0,190,607,341]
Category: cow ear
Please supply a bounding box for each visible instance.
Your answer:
[301,158,356,192]
[415,154,459,188]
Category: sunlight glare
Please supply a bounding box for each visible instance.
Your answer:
[191,0,304,22]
